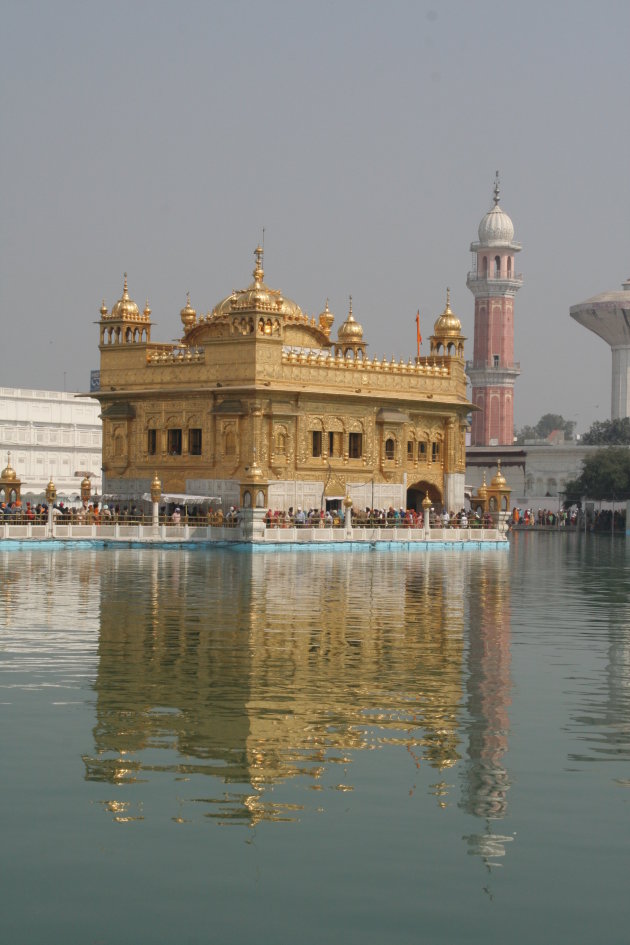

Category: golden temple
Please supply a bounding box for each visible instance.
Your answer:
[93,248,471,512]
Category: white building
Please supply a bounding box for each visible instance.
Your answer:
[0,387,102,497]
[466,440,602,510]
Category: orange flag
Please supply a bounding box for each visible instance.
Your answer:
[416,311,422,356]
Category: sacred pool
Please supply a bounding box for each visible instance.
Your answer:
[2,533,629,944]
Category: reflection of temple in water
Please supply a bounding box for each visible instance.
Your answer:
[82,547,512,827]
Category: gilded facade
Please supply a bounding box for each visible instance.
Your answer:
[93,249,471,511]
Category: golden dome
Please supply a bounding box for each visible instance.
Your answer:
[1,452,17,481]
[433,289,462,336]
[100,299,108,317]
[180,292,197,329]
[318,299,335,335]
[337,297,364,341]
[210,246,305,320]
[477,473,488,498]
[111,274,140,319]
[490,460,507,488]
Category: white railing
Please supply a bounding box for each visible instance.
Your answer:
[0,521,507,544]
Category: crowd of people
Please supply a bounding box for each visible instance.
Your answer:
[0,500,229,525]
[264,506,494,528]
[511,507,578,528]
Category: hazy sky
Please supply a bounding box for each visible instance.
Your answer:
[1,0,628,434]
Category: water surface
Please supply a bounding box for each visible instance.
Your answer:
[1,535,629,943]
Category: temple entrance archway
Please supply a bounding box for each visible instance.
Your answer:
[407,480,441,512]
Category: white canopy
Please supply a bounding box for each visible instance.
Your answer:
[141,493,221,506]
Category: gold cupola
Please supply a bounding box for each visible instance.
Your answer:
[490,459,507,488]
[0,452,21,505]
[99,274,152,346]
[430,288,466,359]
[335,296,367,359]
[318,299,335,336]
[180,292,197,331]
[209,246,305,320]
[1,452,17,481]
[110,274,140,320]
[337,297,364,341]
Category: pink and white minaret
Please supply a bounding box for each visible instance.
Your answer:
[466,174,523,446]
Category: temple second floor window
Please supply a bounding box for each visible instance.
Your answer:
[312,430,322,457]
[349,432,362,459]
[418,442,427,460]
[385,438,395,460]
[432,441,440,461]
[167,428,182,455]
[407,441,414,459]
[147,429,157,455]
[188,428,202,455]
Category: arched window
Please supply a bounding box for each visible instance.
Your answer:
[494,256,501,277]
[482,256,488,276]
[507,256,512,277]
[385,438,395,460]
[243,490,252,508]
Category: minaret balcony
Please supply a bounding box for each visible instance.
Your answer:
[466,271,523,290]
[466,359,520,371]
[466,360,521,383]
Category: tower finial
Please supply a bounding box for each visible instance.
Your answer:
[253,244,264,284]
[446,287,451,309]
[493,170,500,206]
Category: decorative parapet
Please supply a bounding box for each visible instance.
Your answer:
[280,348,451,378]
[147,346,205,365]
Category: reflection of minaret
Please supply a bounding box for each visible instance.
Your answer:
[460,553,513,863]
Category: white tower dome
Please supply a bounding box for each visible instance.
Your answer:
[477,175,515,245]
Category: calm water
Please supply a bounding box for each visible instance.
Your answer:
[1,534,630,944]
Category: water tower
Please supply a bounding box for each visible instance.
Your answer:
[570,277,630,419]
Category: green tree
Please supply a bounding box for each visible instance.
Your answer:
[535,413,575,439]
[569,447,630,500]
[582,418,630,445]
[515,413,575,444]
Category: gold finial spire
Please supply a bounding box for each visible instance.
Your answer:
[123,272,129,297]
[446,287,451,310]
[348,295,353,319]
[493,170,500,206]
[253,245,264,284]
